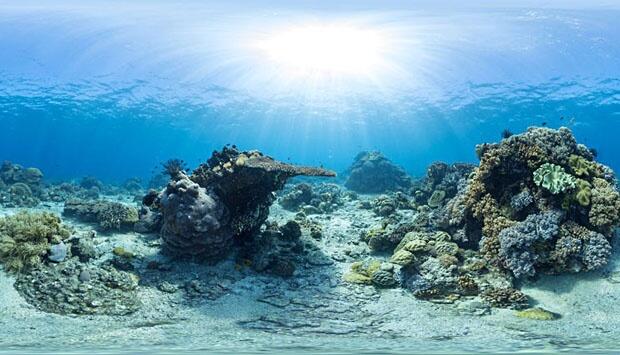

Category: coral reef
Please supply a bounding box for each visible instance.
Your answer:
[442,127,619,279]
[355,127,618,309]
[278,183,353,214]
[0,161,45,207]
[411,162,475,209]
[344,151,412,193]
[155,146,335,261]
[0,211,71,272]
[63,199,139,231]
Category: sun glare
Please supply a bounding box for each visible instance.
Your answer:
[256,24,387,78]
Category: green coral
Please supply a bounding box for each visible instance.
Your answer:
[574,179,592,206]
[0,212,71,272]
[343,259,382,285]
[533,163,576,194]
[515,307,559,320]
[568,154,593,177]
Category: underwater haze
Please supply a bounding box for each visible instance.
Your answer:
[2,0,620,354]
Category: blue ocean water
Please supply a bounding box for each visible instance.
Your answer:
[1,1,619,183]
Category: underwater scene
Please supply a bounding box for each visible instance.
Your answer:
[1,0,620,353]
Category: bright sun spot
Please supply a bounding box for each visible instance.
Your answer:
[256,24,387,78]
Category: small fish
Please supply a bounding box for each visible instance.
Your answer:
[542,122,547,127]
[501,129,513,139]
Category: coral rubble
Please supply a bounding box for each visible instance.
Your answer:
[14,259,140,315]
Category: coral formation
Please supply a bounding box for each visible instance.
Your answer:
[496,211,563,278]
[0,211,71,272]
[241,220,304,277]
[159,174,231,260]
[442,127,619,279]
[344,151,412,193]
[411,162,475,209]
[343,258,396,288]
[154,146,335,261]
[356,127,619,309]
[362,220,417,252]
[63,199,139,231]
[533,163,576,194]
[0,161,45,207]
[278,183,352,214]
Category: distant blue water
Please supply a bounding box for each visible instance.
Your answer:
[1,1,620,183]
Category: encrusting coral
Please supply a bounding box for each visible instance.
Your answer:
[0,211,71,272]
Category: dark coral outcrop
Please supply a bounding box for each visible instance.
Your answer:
[344,151,412,194]
[154,146,335,261]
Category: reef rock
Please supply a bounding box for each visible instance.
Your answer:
[156,146,335,261]
[344,151,412,194]
[242,220,304,277]
[279,183,352,214]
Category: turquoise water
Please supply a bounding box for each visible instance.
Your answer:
[2,1,620,353]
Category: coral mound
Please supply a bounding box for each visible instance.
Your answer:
[0,161,45,207]
[356,127,619,310]
[63,199,139,231]
[154,146,335,261]
[445,127,619,278]
[344,151,412,194]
